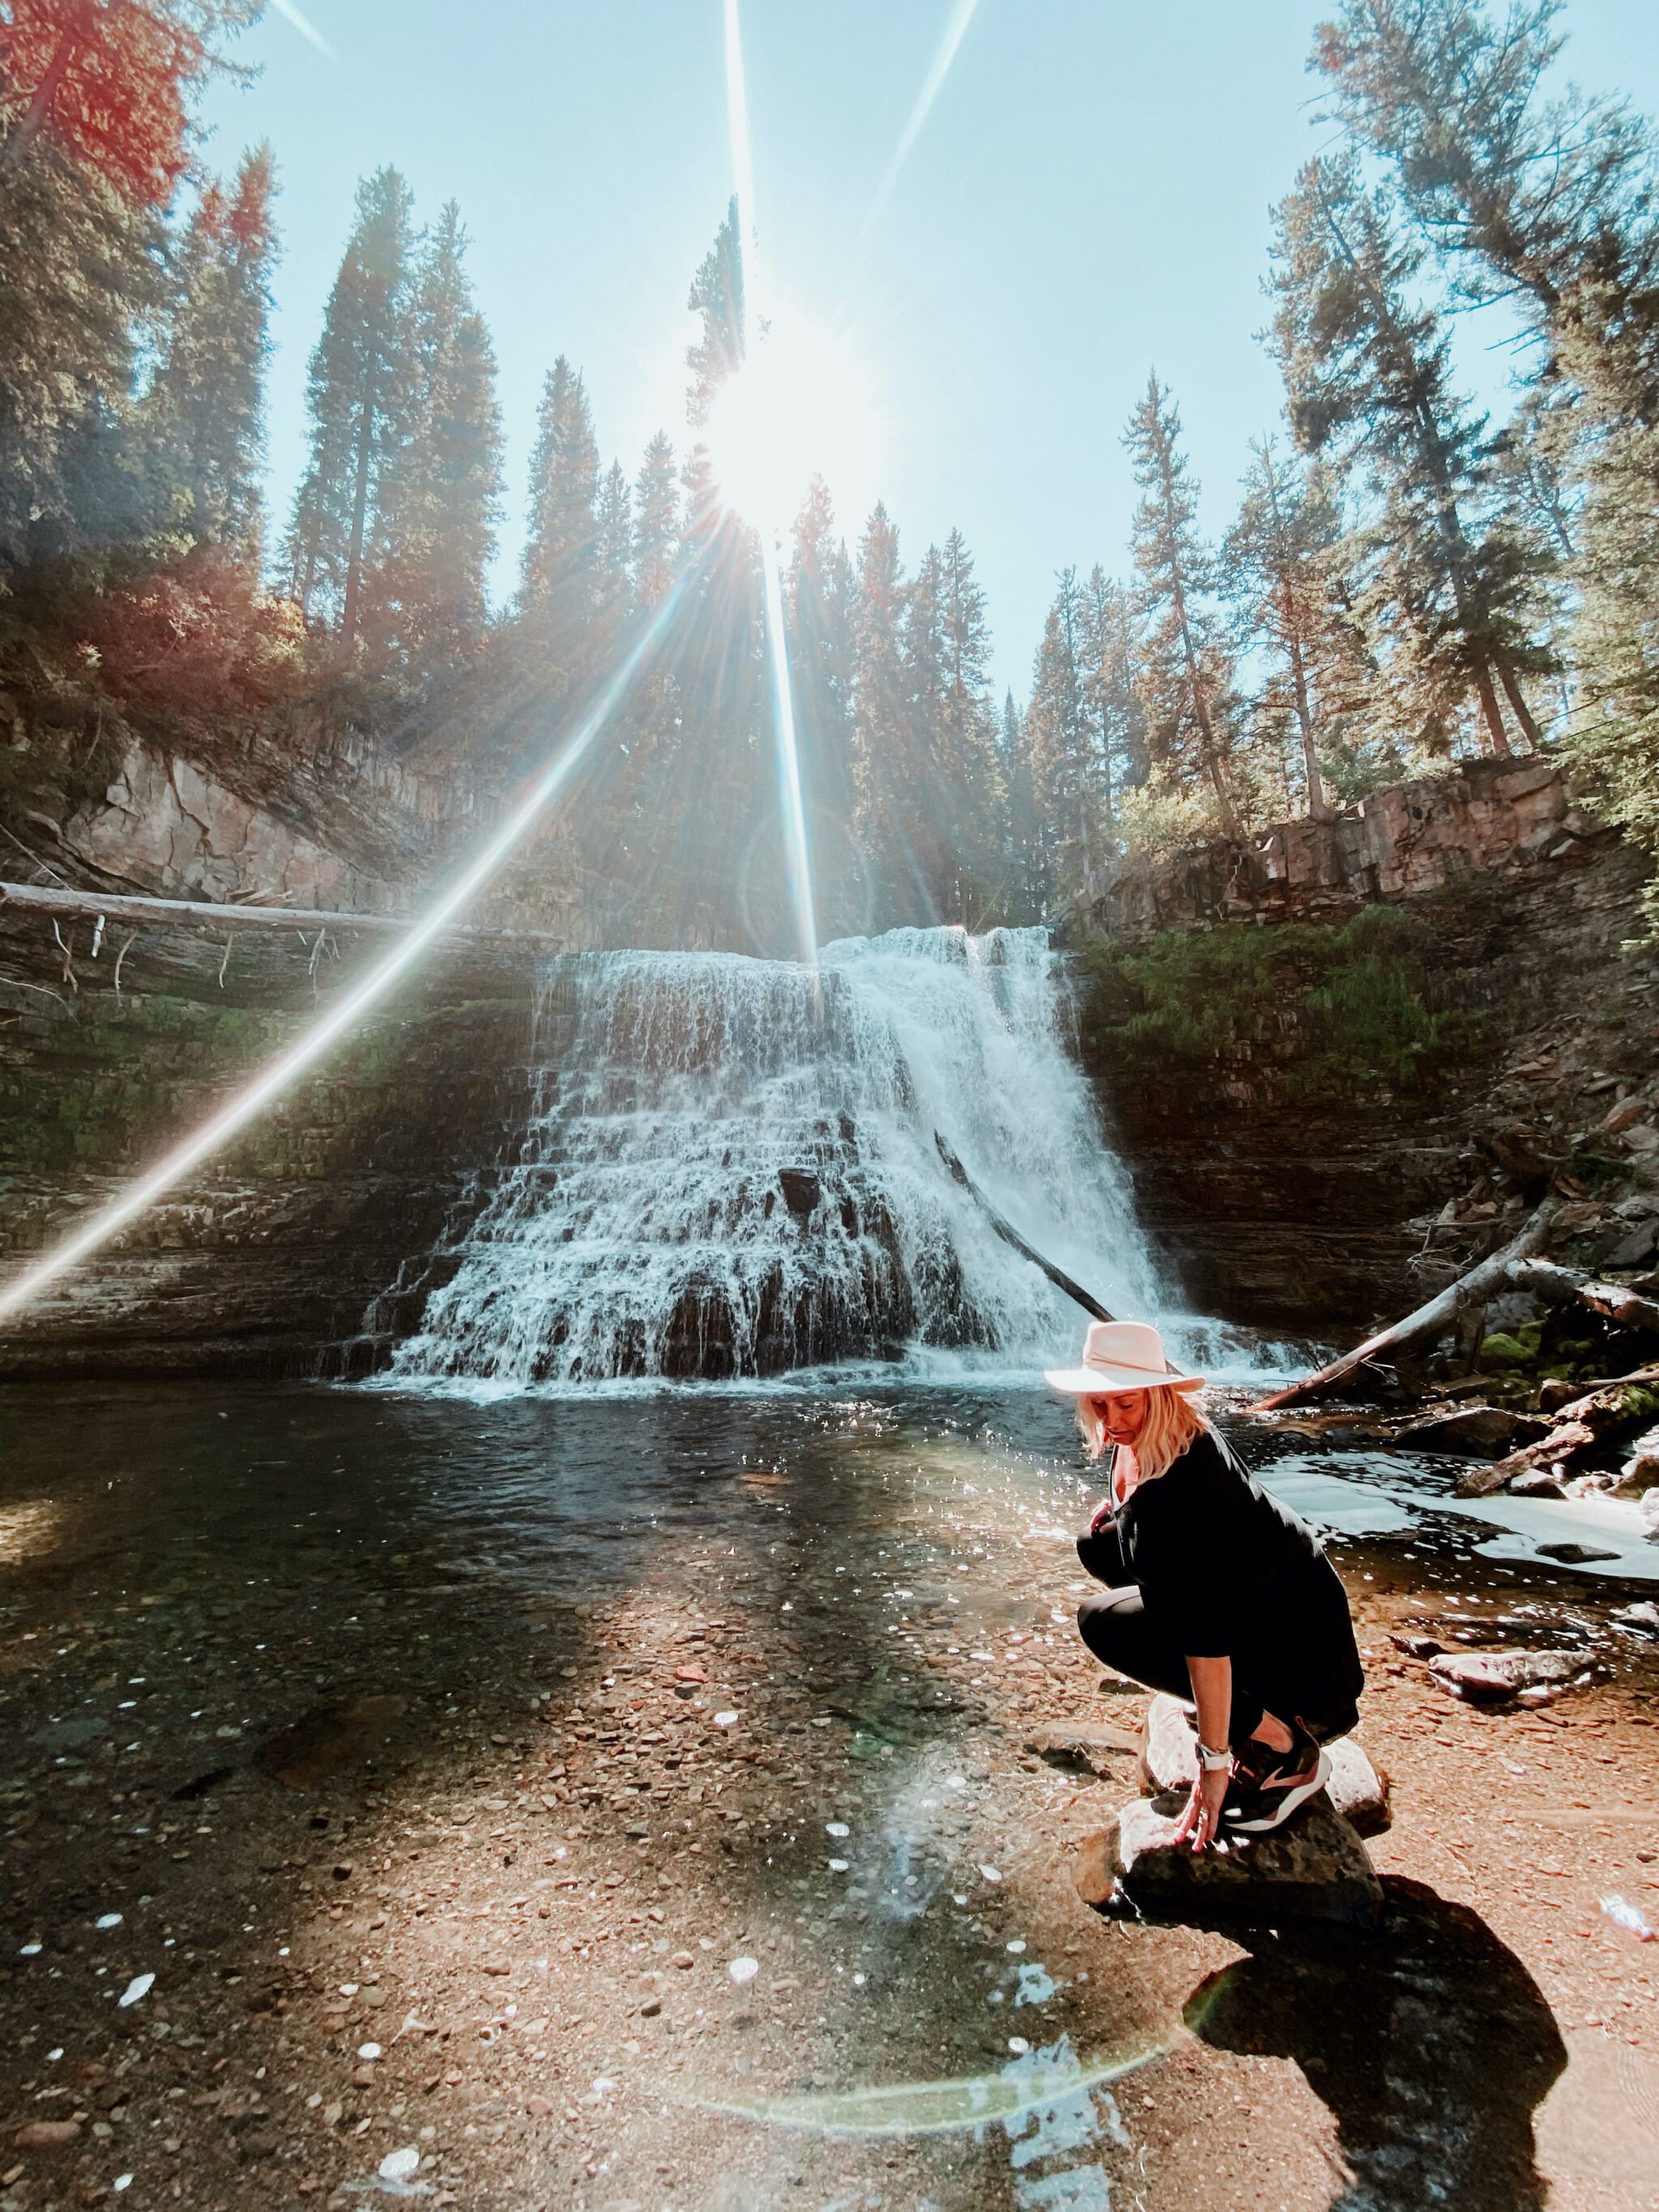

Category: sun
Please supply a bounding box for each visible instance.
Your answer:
[705,312,877,535]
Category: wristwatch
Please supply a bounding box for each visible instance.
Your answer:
[1196,1740,1232,1772]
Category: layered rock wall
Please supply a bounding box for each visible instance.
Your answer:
[0,898,535,1377]
[1077,765,1659,1334]
[1094,760,1591,944]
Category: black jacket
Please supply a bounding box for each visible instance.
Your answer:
[1088,1426,1326,1657]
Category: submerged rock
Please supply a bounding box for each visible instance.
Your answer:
[254,1696,407,1790]
[1137,1692,1392,1837]
[1074,1794,1382,1931]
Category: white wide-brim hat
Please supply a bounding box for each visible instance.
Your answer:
[1043,1319,1203,1396]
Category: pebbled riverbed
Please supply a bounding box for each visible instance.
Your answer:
[2,1379,1657,2211]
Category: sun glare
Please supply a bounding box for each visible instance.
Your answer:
[706,316,876,535]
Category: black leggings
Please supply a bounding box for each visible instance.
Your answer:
[1075,1532,1363,1745]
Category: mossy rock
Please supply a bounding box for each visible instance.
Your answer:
[1479,1332,1537,1370]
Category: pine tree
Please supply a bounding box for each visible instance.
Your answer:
[361,199,501,661]
[934,526,1003,918]
[1222,440,1341,820]
[850,501,926,920]
[1311,0,1659,901]
[1124,374,1244,837]
[1077,567,1146,825]
[0,0,259,557]
[1313,1,1659,423]
[0,134,164,557]
[1000,688,1044,920]
[1269,156,1553,757]
[519,355,599,626]
[632,432,680,607]
[595,458,633,628]
[284,166,416,641]
[1023,568,1106,908]
[147,143,275,559]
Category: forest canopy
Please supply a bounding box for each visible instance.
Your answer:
[3,0,1659,940]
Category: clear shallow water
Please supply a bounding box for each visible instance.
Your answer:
[4,1377,1652,1629]
[2,1377,1653,2210]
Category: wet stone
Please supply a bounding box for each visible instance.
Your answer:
[1076,1794,1383,1932]
[1429,1650,1585,1703]
[1397,1406,1551,1460]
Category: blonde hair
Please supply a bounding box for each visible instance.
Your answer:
[1077,1385,1208,1485]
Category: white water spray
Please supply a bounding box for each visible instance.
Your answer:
[388,925,1162,1387]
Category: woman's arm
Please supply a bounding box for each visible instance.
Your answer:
[1171,1654,1231,1851]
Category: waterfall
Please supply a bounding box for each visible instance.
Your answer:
[386,925,1164,1387]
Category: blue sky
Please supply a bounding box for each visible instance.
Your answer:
[200,1,1659,701]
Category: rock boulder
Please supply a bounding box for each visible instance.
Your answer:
[1074,1793,1382,1932]
[1428,1649,1584,1703]
[1397,1405,1550,1459]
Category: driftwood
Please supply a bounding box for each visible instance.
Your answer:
[1255,1202,1559,1412]
[0,878,561,944]
[1508,1258,1659,1337]
[933,1132,1116,1325]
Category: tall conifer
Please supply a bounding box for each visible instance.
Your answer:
[519,354,599,638]
[851,502,926,918]
[148,142,275,559]
[284,166,416,640]
[1024,568,1106,907]
[1222,441,1343,820]
[1124,374,1243,837]
[1270,156,1551,756]
[632,433,680,608]
[362,199,501,660]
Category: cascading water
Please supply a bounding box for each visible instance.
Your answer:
[387,925,1165,1387]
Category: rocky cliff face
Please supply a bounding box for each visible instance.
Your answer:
[0,900,534,1378]
[1076,762,1659,1336]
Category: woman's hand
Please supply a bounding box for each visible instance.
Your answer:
[1171,1763,1229,1852]
[1088,1496,1116,1535]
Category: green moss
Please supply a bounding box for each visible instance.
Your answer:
[1479,1331,1537,1369]
[1079,904,1482,1102]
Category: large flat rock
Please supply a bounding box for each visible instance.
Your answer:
[1075,1792,1383,1932]
[1138,1691,1392,1837]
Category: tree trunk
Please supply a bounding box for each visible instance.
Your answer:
[1498,661,1543,749]
[340,367,378,649]
[1285,623,1333,820]
[0,15,84,175]
[1473,660,1513,757]
[1169,573,1242,840]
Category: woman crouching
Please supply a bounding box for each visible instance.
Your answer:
[1046,1321,1364,1851]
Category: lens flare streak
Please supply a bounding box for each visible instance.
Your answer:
[0,581,686,1328]
[858,0,983,245]
[721,0,821,967]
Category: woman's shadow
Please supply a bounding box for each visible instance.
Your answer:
[1183,1876,1566,2210]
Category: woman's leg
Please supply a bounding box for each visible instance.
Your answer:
[1075,1585,1194,1703]
[1232,1558,1365,1745]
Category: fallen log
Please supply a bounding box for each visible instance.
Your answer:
[0,878,561,943]
[933,1131,1115,1325]
[1507,1258,1659,1337]
[1254,1202,1558,1412]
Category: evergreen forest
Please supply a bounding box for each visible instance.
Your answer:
[5,0,1659,944]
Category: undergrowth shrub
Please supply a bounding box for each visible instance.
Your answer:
[1080,904,1486,1100]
